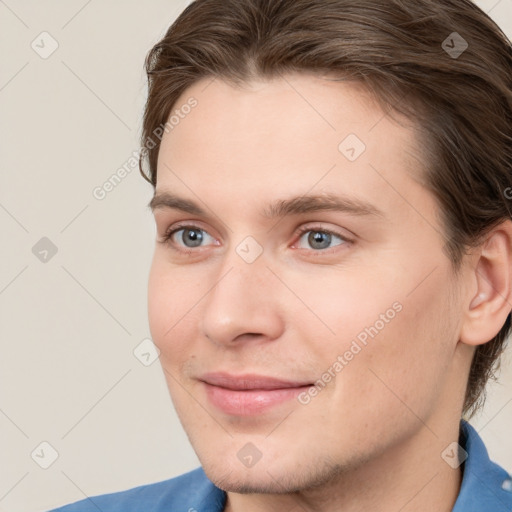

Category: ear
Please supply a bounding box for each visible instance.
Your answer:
[460,220,512,346]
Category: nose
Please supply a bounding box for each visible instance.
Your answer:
[200,247,285,347]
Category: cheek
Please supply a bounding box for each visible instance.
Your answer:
[343,271,457,416]
[308,262,459,418]
[147,256,192,364]
[283,266,401,358]
[147,259,169,344]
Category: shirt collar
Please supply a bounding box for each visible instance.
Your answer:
[452,419,512,511]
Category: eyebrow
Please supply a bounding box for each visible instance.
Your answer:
[148,191,383,219]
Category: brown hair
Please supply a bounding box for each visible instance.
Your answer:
[139,0,512,418]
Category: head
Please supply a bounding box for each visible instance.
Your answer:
[141,0,512,494]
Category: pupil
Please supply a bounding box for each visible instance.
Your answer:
[184,229,202,247]
[309,231,330,249]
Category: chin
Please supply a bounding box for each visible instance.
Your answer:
[199,450,350,495]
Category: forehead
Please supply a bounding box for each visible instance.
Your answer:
[155,74,431,221]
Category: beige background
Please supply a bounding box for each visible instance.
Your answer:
[0,1,511,511]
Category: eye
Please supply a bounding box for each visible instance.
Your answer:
[160,224,217,251]
[295,226,350,251]
[158,223,351,255]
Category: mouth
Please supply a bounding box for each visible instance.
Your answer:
[199,372,313,416]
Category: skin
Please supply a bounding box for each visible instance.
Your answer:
[147,74,512,512]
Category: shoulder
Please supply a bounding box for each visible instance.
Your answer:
[47,467,226,512]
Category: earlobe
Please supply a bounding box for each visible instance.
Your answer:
[460,221,512,346]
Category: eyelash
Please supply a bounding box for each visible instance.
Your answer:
[159,222,352,256]
[292,225,353,253]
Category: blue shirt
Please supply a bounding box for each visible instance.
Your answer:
[48,420,512,511]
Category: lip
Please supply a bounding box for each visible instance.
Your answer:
[199,372,313,416]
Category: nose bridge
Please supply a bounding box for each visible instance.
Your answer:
[200,241,283,345]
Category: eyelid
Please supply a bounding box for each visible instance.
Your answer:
[293,223,354,243]
[159,221,218,247]
[158,221,354,254]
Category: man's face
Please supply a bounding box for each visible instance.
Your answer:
[148,74,466,492]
